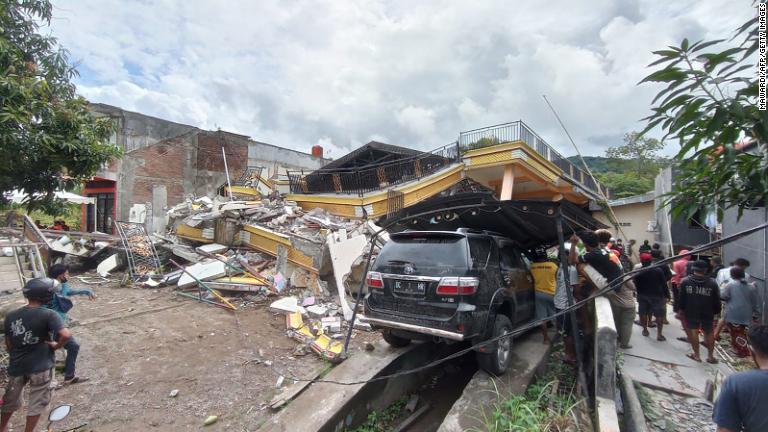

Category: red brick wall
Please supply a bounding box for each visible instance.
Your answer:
[196,132,248,175]
[129,137,188,205]
[124,131,250,209]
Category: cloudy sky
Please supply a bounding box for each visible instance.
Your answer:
[49,0,754,158]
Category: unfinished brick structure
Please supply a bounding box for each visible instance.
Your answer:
[82,104,327,233]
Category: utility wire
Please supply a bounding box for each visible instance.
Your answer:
[542,95,630,243]
[260,213,768,387]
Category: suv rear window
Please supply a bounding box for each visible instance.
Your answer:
[374,234,468,276]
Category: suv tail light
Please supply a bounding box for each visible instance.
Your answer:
[436,277,479,295]
[366,271,384,290]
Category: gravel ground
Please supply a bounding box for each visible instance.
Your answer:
[637,383,716,432]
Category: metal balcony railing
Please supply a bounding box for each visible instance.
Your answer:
[458,121,611,199]
[287,142,461,196]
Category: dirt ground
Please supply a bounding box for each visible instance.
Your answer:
[0,273,380,431]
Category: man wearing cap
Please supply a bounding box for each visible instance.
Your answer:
[1,278,71,432]
[678,260,721,363]
[634,253,669,341]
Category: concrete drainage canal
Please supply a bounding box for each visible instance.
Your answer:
[260,330,554,432]
[335,341,478,432]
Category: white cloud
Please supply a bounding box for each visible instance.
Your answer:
[49,0,755,156]
[396,106,437,140]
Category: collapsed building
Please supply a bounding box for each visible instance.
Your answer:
[80,103,329,234]
[3,114,611,363]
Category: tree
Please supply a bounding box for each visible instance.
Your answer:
[605,132,665,176]
[640,5,767,219]
[596,171,654,199]
[0,0,120,214]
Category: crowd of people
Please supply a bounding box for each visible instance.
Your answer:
[527,228,765,431]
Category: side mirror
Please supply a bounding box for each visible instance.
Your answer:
[49,404,71,422]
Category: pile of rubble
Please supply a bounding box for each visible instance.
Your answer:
[96,193,390,363]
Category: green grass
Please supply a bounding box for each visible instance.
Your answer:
[345,395,409,432]
[476,380,581,432]
[474,343,586,432]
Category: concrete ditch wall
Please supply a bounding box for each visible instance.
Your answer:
[594,297,621,432]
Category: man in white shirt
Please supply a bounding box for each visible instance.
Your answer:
[716,258,751,287]
[714,257,751,340]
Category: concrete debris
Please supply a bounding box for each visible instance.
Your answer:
[87,186,388,365]
[305,305,328,318]
[327,233,367,321]
[301,296,316,307]
[353,321,373,331]
[272,272,287,292]
[321,316,342,332]
[96,253,120,277]
[405,394,420,413]
[177,260,227,289]
[196,243,228,254]
[269,297,304,314]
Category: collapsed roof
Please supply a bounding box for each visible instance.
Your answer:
[380,192,608,249]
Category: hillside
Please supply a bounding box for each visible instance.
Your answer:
[566,156,664,199]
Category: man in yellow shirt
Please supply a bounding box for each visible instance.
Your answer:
[530,248,558,344]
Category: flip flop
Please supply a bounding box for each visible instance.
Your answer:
[657,335,667,342]
[706,358,719,364]
[63,376,90,386]
[686,353,702,362]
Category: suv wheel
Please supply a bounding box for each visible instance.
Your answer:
[477,314,512,375]
[382,330,411,347]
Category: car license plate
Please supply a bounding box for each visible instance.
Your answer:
[393,280,426,295]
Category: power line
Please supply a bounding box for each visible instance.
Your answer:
[258,214,768,386]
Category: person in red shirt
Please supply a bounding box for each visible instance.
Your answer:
[671,249,691,313]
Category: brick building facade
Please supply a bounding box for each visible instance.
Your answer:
[83,104,328,233]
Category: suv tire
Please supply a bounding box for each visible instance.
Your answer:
[477,314,513,375]
[382,330,411,347]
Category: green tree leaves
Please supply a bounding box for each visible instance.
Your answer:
[605,132,666,177]
[640,6,768,219]
[0,0,121,214]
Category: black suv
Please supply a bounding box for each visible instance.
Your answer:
[361,228,535,375]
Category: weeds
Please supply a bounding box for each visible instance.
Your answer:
[477,380,581,432]
[345,395,409,432]
[475,343,587,432]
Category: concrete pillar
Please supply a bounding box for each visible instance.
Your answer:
[500,165,515,201]
[151,185,167,234]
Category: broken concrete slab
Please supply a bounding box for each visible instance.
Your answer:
[97,253,120,277]
[196,243,228,255]
[301,296,315,307]
[321,316,342,332]
[306,305,328,318]
[177,259,227,289]
[289,268,310,288]
[326,233,367,321]
[269,296,304,314]
[171,245,202,263]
